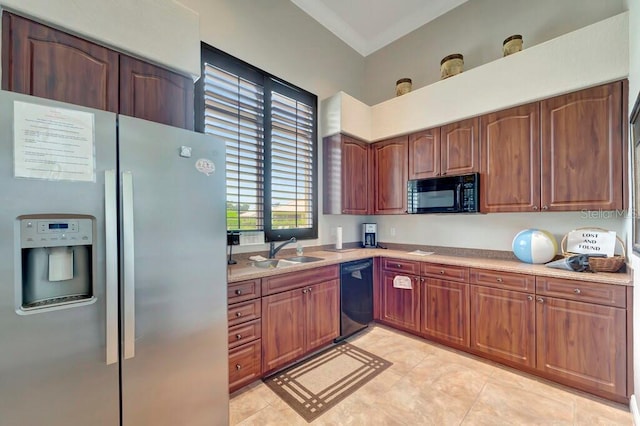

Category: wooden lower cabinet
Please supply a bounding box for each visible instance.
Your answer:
[536,296,626,398]
[228,280,262,393]
[262,280,339,374]
[469,285,536,368]
[380,271,420,332]
[421,278,469,347]
[229,340,262,393]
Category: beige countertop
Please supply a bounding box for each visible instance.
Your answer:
[227,248,632,286]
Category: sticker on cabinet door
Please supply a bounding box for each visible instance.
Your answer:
[195,158,215,176]
[393,275,412,289]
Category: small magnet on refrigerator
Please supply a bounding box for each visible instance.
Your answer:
[195,158,215,176]
[179,146,192,158]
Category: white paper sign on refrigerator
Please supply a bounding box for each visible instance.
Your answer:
[13,101,96,182]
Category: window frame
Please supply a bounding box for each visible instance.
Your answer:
[196,43,318,242]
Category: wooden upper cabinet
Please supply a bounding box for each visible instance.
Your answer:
[2,12,119,112]
[409,129,440,179]
[119,55,194,130]
[323,134,370,214]
[480,103,541,212]
[2,12,194,130]
[371,136,408,214]
[440,117,480,176]
[541,82,623,211]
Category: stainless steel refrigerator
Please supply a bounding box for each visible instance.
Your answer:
[0,90,229,425]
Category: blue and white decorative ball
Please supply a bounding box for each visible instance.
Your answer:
[512,229,558,264]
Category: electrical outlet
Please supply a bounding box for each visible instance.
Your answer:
[239,231,265,246]
[390,227,396,236]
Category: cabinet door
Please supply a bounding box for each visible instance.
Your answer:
[470,286,535,368]
[440,117,479,176]
[342,136,370,214]
[2,12,119,112]
[421,278,469,347]
[372,136,408,214]
[380,271,420,332]
[540,82,623,211]
[480,104,540,212]
[306,280,340,350]
[261,289,306,373]
[408,129,440,179]
[119,55,194,130]
[536,297,626,397]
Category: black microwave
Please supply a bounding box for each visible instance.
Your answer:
[407,173,479,214]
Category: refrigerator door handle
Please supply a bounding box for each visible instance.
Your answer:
[105,170,119,365]
[122,171,136,359]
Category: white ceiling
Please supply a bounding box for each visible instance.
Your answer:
[290,0,469,57]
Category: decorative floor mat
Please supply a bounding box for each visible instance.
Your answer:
[264,342,392,422]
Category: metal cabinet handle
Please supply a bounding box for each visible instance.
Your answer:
[542,205,549,210]
[574,288,581,294]
[496,278,503,282]
[537,297,544,303]
[236,334,242,340]
[105,170,118,366]
[533,206,539,211]
[236,364,242,370]
[302,289,308,294]
[527,295,533,301]
[439,270,445,275]
[420,277,425,282]
[235,289,242,295]
[396,263,402,268]
[122,171,136,360]
[236,312,242,317]
[307,287,312,293]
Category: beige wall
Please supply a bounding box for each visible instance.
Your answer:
[180,0,365,101]
[363,0,625,105]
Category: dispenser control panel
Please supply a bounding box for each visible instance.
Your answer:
[21,218,93,248]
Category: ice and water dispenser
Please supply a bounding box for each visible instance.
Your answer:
[18,215,95,312]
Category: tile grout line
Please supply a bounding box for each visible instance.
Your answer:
[457,376,490,425]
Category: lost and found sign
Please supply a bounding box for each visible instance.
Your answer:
[566,229,616,257]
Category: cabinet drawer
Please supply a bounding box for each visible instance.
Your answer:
[536,276,626,308]
[229,339,262,392]
[382,258,420,275]
[470,268,535,292]
[228,279,261,304]
[421,263,469,282]
[228,319,262,349]
[262,265,339,295]
[228,299,261,327]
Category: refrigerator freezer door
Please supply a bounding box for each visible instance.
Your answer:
[118,116,229,425]
[0,91,119,425]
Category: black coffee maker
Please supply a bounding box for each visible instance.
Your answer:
[362,223,377,248]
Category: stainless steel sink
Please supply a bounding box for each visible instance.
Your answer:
[253,258,302,269]
[284,256,324,263]
[253,256,324,269]
[253,259,280,268]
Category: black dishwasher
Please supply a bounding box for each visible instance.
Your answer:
[337,258,374,341]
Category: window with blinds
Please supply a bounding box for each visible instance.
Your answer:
[198,44,318,241]
[203,64,264,231]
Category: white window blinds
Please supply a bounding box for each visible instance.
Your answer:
[270,92,314,230]
[203,64,264,231]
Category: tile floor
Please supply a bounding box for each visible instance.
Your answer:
[230,325,633,425]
